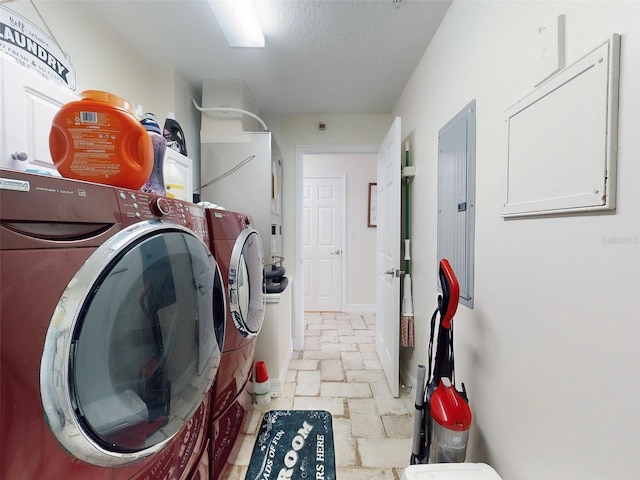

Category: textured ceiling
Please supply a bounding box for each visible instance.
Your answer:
[83,0,451,115]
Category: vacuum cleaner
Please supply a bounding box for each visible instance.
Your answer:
[411,259,472,464]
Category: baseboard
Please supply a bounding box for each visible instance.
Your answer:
[270,378,284,395]
[270,345,293,395]
[401,362,418,392]
[344,303,376,314]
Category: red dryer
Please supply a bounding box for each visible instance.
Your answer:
[203,208,265,480]
[0,170,226,479]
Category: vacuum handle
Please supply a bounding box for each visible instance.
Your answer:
[439,259,460,329]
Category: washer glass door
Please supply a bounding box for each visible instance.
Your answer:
[229,228,265,337]
[41,222,225,467]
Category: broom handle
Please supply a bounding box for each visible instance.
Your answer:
[404,141,411,273]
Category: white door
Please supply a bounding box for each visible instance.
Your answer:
[303,177,343,311]
[376,117,402,397]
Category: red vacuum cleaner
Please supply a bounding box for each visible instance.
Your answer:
[411,259,472,464]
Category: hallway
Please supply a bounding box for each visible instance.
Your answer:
[225,312,415,479]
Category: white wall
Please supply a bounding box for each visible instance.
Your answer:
[304,152,378,312]
[6,2,201,171]
[394,1,640,478]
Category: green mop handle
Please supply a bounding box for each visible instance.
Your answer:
[404,140,411,274]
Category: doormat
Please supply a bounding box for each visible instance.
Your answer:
[245,410,335,480]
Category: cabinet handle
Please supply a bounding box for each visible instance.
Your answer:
[11,151,28,161]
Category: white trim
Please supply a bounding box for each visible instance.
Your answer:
[269,379,284,395]
[400,360,417,392]
[344,304,376,314]
[267,344,292,396]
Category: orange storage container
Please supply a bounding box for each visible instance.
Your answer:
[49,90,153,189]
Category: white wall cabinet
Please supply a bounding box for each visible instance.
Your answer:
[254,284,293,394]
[0,54,78,176]
[200,132,283,264]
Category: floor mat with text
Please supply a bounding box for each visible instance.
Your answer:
[245,410,335,480]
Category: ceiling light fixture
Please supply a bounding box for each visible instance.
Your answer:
[208,0,265,48]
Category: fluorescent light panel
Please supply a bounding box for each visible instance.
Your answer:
[209,0,265,48]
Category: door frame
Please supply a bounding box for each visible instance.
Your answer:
[294,144,378,350]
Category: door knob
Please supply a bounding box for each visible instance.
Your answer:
[330,250,342,255]
[384,269,404,277]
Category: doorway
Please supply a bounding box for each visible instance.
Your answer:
[294,146,378,350]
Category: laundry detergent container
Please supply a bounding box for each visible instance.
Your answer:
[50,90,153,189]
[401,463,503,480]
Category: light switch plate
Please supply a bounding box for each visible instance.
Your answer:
[534,15,565,86]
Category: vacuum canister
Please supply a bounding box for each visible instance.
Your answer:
[428,377,472,463]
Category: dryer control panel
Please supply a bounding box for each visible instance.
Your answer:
[0,169,209,245]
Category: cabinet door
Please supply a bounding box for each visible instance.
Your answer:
[1,55,78,176]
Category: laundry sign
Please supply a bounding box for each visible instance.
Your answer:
[0,5,75,90]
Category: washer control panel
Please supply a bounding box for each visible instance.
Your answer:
[116,189,209,243]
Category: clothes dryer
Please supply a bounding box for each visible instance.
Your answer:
[0,170,225,479]
[203,208,265,480]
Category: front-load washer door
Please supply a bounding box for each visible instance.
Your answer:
[40,221,225,467]
[229,228,265,337]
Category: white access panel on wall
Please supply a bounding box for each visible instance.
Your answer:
[438,101,476,309]
[502,34,620,217]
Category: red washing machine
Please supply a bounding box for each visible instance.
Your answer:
[203,208,265,480]
[0,169,226,479]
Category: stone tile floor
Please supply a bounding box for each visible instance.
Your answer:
[223,312,416,479]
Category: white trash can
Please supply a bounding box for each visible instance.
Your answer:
[401,463,503,480]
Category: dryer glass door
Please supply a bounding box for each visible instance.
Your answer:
[41,222,225,467]
[229,228,265,337]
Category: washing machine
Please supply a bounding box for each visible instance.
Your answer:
[0,169,226,479]
[203,208,265,479]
